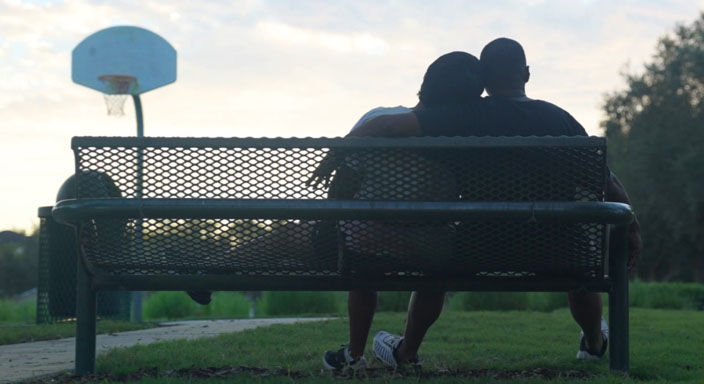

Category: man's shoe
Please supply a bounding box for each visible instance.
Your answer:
[576,318,609,360]
[186,291,212,305]
[373,331,421,369]
[323,345,368,371]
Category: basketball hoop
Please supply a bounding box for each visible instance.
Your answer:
[98,75,137,116]
[73,26,177,323]
[73,26,176,120]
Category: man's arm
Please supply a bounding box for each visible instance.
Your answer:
[606,172,642,272]
[306,112,421,187]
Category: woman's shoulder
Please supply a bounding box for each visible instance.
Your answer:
[351,106,412,132]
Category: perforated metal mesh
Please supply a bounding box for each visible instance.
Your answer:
[72,137,607,280]
[36,214,52,323]
[36,208,130,323]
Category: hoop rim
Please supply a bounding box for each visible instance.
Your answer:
[98,74,138,95]
[98,74,137,82]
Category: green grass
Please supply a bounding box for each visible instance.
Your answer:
[144,292,253,321]
[0,320,156,345]
[0,297,35,323]
[84,308,703,383]
[141,282,704,322]
[0,297,155,345]
[258,291,341,316]
[447,282,704,312]
[629,281,704,310]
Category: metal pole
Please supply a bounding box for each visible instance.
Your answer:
[133,94,144,138]
[132,94,143,323]
[609,224,630,374]
[75,250,97,374]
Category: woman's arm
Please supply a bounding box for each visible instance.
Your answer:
[606,172,642,271]
[306,112,422,187]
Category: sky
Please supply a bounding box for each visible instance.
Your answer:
[1,0,702,232]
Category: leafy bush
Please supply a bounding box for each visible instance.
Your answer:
[143,292,196,320]
[526,292,567,312]
[0,298,36,323]
[0,232,38,298]
[377,292,412,312]
[630,281,704,310]
[448,282,704,312]
[258,291,340,316]
[448,292,529,311]
[144,291,254,320]
[199,292,251,318]
[134,282,704,321]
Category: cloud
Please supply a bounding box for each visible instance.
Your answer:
[256,21,388,55]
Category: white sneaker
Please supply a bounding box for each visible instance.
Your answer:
[373,331,403,367]
[576,318,609,360]
[373,330,424,369]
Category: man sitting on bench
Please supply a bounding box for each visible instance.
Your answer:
[312,37,642,369]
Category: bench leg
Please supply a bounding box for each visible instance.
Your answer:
[609,226,629,374]
[75,259,97,375]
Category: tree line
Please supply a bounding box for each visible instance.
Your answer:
[0,231,38,297]
[604,13,704,282]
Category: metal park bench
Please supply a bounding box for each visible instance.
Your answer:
[52,136,634,375]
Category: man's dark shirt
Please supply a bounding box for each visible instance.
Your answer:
[413,96,590,203]
[411,96,643,269]
[414,96,588,137]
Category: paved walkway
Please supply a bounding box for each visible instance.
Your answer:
[1,318,330,383]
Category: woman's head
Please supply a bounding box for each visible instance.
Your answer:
[418,51,483,107]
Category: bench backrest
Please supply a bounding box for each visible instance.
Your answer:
[70,136,608,280]
[74,137,606,201]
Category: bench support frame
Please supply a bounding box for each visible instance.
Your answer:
[70,227,631,376]
[608,225,630,373]
[75,254,97,376]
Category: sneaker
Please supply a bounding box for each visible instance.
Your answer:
[576,318,609,360]
[323,345,368,371]
[373,331,421,369]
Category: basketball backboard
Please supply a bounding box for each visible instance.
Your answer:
[72,26,177,95]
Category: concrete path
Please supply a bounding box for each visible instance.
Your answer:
[1,318,331,383]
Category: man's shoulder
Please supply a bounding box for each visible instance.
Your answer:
[485,97,569,114]
[483,96,567,112]
[530,99,573,114]
[534,99,586,134]
[522,99,587,136]
[481,96,587,136]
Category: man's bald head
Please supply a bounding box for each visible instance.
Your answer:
[480,38,530,96]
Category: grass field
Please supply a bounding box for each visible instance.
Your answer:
[50,308,701,383]
[0,320,156,345]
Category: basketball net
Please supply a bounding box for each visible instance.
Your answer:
[98,75,136,116]
[103,94,129,116]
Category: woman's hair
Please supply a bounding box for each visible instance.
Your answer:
[418,51,483,107]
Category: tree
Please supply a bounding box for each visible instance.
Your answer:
[603,13,704,282]
[0,230,38,297]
